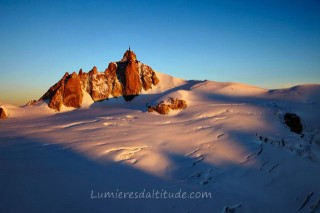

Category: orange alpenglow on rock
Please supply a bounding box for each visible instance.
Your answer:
[63,72,83,108]
[147,98,187,115]
[39,49,160,111]
[0,107,8,119]
[124,58,142,95]
[121,49,137,62]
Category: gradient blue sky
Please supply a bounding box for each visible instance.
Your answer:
[1,0,320,105]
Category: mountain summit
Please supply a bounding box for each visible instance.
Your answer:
[39,49,160,111]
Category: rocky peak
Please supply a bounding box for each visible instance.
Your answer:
[90,66,98,75]
[39,49,159,111]
[121,49,137,62]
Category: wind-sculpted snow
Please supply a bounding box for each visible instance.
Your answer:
[1,81,320,212]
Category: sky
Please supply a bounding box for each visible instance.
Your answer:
[0,0,319,105]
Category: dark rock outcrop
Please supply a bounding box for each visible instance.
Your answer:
[39,49,159,111]
[284,113,303,134]
[148,103,171,115]
[25,100,37,106]
[168,98,187,110]
[0,107,7,119]
[147,98,187,115]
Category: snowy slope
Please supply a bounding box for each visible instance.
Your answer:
[0,79,320,213]
[141,71,186,94]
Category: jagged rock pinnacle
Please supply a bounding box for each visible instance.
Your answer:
[121,49,137,62]
[39,49,160,111]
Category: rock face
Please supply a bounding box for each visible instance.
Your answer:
[284,113,303,134]
[39,49,159,111]
[63,72,83,108]
[0,107,7,119]
[147,98,187,115]
[124,59,141,95]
